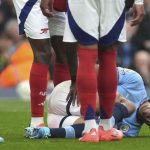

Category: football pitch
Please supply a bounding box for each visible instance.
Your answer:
[0,100,150,150]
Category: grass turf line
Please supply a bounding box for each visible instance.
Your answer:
[0,100,150,150]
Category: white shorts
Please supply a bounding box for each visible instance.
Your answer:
[49,11,66,37]
[47,114,80,128]
[13,0,65,39]
[47,80,81,128]
[63,0,126,46]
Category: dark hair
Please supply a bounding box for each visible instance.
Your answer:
[138,99,150,126]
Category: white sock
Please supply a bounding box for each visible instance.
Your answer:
[82,119,98,134]
[30,117,44,127]
[99,117,113,130]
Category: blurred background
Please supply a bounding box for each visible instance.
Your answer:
[0,0,150,100]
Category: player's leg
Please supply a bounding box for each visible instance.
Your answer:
[49,10,72,86]
[12,0,51,127]
[97,0,126,141]
[51,36,71,86]
[28,38,51,126]
[98,44,118,129]
[65,0,100,142]
[26,113,84,139]
[63,14,78,98]
[26,123,84,139]
[47,114,83,128]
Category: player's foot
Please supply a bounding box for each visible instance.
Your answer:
[28,127,51,139]
[79,128,99,143]
[99,126,123,141]
[25,123,45,138]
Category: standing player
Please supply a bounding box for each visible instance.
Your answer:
[39,0,145,142]
[40,0,78,104]
[12,0,70,128]
[25,67,150,139]
[62,0,145,142]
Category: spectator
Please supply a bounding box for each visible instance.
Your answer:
[131,0,150,51]
[0,35,13,72]
[0,0,16,33]
[131,50,150,96]
[118,0,150,68]
[0,19,33,87]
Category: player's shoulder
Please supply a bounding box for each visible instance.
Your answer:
[117,67,143,84]
[117,67,135,73]
[117,67,141,77]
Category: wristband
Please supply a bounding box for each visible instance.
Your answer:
[134,0,144,5]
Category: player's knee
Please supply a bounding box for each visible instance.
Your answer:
[28,38,51,64]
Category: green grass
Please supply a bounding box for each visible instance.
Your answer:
[0,100,150,150]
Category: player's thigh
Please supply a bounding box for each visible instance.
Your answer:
[47,114,80,128]
[65,0,99,44]
[13,0,50,39]
[50,36,68,64]
[99,0,126,46]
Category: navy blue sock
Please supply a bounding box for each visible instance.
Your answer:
[70,123,84,138]
[50,128,66,138]
[50,123,84,138]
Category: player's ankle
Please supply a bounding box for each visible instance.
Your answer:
[99,118,113,130]
[30,117,45,127]
[83,119,98,133]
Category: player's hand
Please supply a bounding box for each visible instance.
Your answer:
[66,82,79,106]
[40,0,54,17]
[130,4,145,26]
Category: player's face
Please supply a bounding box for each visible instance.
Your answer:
[139,100,150,126]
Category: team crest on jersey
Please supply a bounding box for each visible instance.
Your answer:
[119,123,130,133]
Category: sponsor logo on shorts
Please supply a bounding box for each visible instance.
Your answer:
[40,28,49,34]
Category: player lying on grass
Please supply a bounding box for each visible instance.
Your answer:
[25,67,150,138]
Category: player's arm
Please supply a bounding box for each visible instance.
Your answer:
[65,43,78,106]
[40,0,54,17]
[131,0,145,26]
[116,92,136,115]
[113,93,136,124]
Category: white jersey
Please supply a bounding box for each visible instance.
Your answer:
[13,0,65,39]
[63,0,126,46]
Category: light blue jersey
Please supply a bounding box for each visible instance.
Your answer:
[116,67,148,137]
